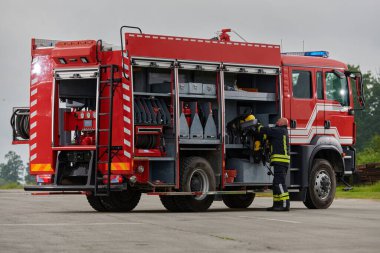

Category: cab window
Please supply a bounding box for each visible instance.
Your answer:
[292,70,312,99]
[325,72,349,106]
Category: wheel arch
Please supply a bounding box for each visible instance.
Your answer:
[309,136,345,174]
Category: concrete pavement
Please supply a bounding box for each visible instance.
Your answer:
[0,190,379,253]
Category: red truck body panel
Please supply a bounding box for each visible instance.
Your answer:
[21,31,355,188]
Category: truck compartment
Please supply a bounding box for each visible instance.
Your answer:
[149,160,176,185]
[224,69,280,185]
[55,151,94,186]
[178,67,221,145]
[56,71,98,147]
[131,59,281,187]
[132,64,175,157]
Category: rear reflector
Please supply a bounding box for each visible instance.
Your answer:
[36,174,53,185]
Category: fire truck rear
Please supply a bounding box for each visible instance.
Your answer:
[11,26,365,211]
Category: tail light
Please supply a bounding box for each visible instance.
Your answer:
[36,174,53,185]
[102,175,124,184]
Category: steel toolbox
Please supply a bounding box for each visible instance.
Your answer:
[188,82,203,94]
[202,83,216,95]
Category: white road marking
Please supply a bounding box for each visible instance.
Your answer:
[257,218,301,224]
[0,222,143,227]
[238,215,301,224]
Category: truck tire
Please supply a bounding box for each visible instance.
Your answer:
[303,159,336,209]
[222,193,255,208]
[175,156,216,212]
[159,195,184,212]
[86,194,107,212]
[100,190,142,212]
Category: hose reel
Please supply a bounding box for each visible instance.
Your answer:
[10,108,30,140]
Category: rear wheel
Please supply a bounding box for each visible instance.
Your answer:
[159,195,184,212]
[222,193,255,208]
[86,194,107,212]
[87,190,141,212]
[303,159,336,209]
[174,157,216,212]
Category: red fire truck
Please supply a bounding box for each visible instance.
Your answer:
[11,26,365,212]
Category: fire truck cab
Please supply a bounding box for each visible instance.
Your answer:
[11,27,364,212]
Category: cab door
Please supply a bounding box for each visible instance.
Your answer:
[323,69,354,145]
[289,67,316,144]
[315,69,325,135]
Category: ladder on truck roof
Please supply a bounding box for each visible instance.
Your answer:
[94,65,122,196]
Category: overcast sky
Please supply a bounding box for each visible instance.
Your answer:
[0,0,379,162]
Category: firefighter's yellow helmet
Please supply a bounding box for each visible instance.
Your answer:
[244,114,255,122]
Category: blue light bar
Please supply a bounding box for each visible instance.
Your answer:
[304,51,329,58]
[282,51,330,58]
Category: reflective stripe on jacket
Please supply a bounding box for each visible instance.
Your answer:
[258,125,290,167]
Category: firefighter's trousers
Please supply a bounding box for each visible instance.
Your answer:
[272,164,290,208]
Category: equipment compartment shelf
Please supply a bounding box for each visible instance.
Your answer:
[134,92,171,97]
[134,157,175,161]
[179,94,217,99]
[179,139,221,145]
[224,91,276,101]
[225,144,247,149]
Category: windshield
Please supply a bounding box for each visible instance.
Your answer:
[325,72,349,106]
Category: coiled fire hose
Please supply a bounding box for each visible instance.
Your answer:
[10,109,30,139]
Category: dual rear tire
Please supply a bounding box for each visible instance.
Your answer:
[160,156,256,211]
[160,156,216,212]
[87,190,141,212]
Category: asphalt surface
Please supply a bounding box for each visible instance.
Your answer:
[0,190,379,253]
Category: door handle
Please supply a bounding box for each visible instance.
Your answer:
[324,120,331,129]
[290,119,297,128]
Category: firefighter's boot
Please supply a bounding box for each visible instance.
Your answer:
[266,199,290,211]
[267,165,290,211]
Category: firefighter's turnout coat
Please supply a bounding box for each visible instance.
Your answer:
[258,125,290,167]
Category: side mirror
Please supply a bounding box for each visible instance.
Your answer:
[345,70,365,109]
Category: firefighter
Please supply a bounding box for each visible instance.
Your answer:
[257,117,290,211]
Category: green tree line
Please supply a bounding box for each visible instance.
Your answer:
[349,65,380,164]
[0,151,33,186]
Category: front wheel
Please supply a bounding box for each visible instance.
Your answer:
[303,159,336,209]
